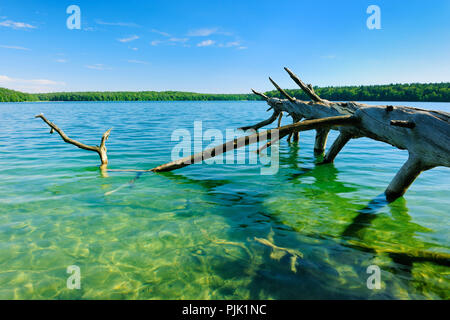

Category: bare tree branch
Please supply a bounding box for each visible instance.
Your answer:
[251,88,269,101]
[151,115,358,172]
[268,77,296,103]
[35,114,112,166]
[284,67,323,102]
[34,67,450,204]
[239,110,280,131]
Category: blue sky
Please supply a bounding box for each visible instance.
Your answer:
[0,0,449,93]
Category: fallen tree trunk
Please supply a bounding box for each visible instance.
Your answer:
[34,68,450,202]
[151,115,358,172]
[151,68,450,201]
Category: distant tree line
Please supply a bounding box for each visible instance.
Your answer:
[265,83,450,102]
[1,83,449,103]
[31,91,260,102]
[0,88,37,102]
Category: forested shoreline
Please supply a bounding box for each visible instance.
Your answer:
[1,82,449,102]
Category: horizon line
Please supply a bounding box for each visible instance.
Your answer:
[1,81,449,95]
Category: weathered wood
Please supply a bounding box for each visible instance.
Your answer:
[239,110,280,131]
[269,77,295,103]
[151,115,358,172]
[292,115,301,142]
[251,88,269,101]
[257,132,289,154]
[277,112,283,128]
[322,132,352,164]
[286,116,301,143]
[257,112,286,153]
[385,155,430,201]
[284,67,322,102]
[249,68,450,201]
[314,128,330,155]
[150,69,448,201]
[35,114,111,167]
[34,68,449,203]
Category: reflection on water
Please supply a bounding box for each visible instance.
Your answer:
[0,101,449,299]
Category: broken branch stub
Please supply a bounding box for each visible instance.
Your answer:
[35,114,112,167]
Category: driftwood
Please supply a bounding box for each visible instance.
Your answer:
[35,114,112,168]
[34,68,450,202]
[151,115,357,172]
[151,68,450,201]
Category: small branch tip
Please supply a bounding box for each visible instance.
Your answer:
[268,77,295,103]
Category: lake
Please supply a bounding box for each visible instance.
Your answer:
[0,100,449,299]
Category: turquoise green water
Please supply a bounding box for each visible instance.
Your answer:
[0,101,449,299]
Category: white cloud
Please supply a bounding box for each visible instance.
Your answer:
[118,35,139,43]
[226,41,240,47]
[85,64,111,70]
[169,37,188,43]
[127,60,148,64]
[0,75,65,93]
[216,40,247,50]
[56,59,67,63]
[0,45,30,50]
[151,29,170,37]
[0,20,36,29]
[188,28,218,37]
[197,39,215,47]
[321,54,336,59]
[95,20,139,27]
[151,38,189,46]
[218,41,242,48]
